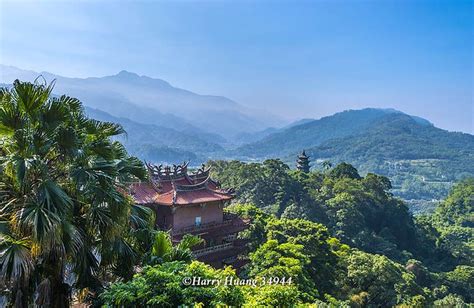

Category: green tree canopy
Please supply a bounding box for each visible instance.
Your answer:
[0,80,152,306]
[100,261,245,307]
[329,162,362,180]
[342,250,422,307]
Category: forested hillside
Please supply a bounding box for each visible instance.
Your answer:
[85,107,223,163]
[304,113,473,174]
[205,160,474,306]
[236,109,406,158]
[235,109,474,208]
[1,81,472,307]
[100,160,473,306]
[300,113,474,205]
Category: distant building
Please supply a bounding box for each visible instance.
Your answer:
[296,150,310,173]
[129,162,248,268]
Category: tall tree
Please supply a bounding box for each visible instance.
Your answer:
[0,80,152,306]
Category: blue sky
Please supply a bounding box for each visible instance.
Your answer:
[1,0,472,133]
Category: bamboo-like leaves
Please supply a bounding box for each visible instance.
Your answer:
[149,231,202,264]
[176,234,204,252]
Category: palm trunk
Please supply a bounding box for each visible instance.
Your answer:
[41,254,70,308]
[12,282,29,308]
[50,279,70,308]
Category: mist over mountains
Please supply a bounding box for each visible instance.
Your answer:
[0,65,283,139]
[1,64,473,204]
[84,107,223,163]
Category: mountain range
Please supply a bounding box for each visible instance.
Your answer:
[232,108,473,203]
[0,65,283,139]
[84,107,223,163]
[2,65,473,204]
[235,108,433,158]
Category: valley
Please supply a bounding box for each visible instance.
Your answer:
[2,65,473,213]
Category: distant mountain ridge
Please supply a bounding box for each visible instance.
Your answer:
[3,66,472,203]
[235,108,433,158]
[230,108,472,202]
[0,65,284,138]
[233,118,316,145]
[306,113,471,164]
[85,107,222,164]
[297,112,473,200]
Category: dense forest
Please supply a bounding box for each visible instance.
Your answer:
[98,163,473,307]
[4,76,473,206]
[1,81,472,307]
[295,113,474,203]
[239,109,473,206]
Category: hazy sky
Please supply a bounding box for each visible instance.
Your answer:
[1,0,472,133]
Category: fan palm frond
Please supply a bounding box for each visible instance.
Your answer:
[176,234,204,251]
[20,202,61,243]
[151,231,173,260]
[0,234,34,283]
[117,156,147,182]
[0,100,24,135]
[129,204,153,230]
[11,79,54,116]
[37,180,72,215]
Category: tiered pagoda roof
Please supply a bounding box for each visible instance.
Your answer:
[296,150,310,173]
[130,162,234,206]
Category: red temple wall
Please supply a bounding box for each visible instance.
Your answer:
[172,201,223,230]
[148,204,174,230]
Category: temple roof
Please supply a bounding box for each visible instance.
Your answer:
[298,150,309,159]
[130,162,234,206]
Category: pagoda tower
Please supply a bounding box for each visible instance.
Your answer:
[296,150,310,173]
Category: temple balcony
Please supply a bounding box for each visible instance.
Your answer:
[171,212,248,237]
[194,238,248,258]
[194,238,248,268]
[172,219,232,236]
[193,242,234,257]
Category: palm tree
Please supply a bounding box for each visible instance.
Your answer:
[0,80,153,306]
[149,231,203,264]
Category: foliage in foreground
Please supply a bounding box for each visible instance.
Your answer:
[101,261,245,307]
[0,80,153,307]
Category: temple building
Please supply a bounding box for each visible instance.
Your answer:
[129,162,248,268]
[296,150,311,173]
